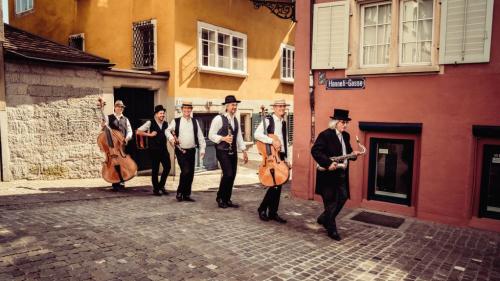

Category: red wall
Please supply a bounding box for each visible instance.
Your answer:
[293,0,500,232]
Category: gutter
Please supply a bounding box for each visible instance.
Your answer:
[4,49,115,68]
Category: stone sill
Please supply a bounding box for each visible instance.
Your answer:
[346,65,441,77]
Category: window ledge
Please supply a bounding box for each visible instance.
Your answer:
[280,78,294,85]
[346,65,440,76]
[198,66,248,78]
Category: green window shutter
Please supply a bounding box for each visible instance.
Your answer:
[312,1,350,70]
[439,0,494,64]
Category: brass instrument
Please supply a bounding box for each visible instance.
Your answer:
[317,136,366,171]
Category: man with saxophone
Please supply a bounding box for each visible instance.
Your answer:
[102,100,133,191]
[311,109,362,241]
[166,101,206,202]
[136,105,171,196]
[208,95,248,209]
[254,100,290,223]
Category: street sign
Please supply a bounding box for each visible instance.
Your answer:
[326,77,366,90]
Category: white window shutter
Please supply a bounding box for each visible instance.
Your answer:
[439,0,494,64]
[312,2,350,69]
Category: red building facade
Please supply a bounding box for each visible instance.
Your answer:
[292,0,500,232]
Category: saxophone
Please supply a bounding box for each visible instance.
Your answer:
[316,136,366,171]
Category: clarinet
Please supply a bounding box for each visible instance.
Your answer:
[228,126,234,155]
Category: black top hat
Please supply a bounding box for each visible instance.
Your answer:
[330,108,351,121]
[222,95,241,105]
[154,105,166,114]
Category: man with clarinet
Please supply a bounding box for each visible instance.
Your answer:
[208,95,248,209]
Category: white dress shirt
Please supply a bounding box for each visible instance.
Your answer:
[336,129,348,168]
[166,117,207,154]
[254,114,286,153]
[208,113,246,152]
[137,119,169,138]
[104,113,133,142]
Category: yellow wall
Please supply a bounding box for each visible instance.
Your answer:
[9,0,295,104]
[175,0,295,102]
[9,0,76,45]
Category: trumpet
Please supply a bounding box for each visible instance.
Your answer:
[317,136,366,171]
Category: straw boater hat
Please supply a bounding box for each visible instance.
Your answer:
[270,99,290,106]
[114,100,125,107]
[181,101,193,108]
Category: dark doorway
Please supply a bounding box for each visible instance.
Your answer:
[367,138,414,206]
[194,113,219,171]
[114,87,155,171]
[479,144,500,220]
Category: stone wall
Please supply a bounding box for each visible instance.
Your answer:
[4,61,104,180]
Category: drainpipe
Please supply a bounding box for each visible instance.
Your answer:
[308,0,316,200]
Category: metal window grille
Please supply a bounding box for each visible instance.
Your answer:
[68,34,85,51]
[287,113,294,144]
[133,20,156,69]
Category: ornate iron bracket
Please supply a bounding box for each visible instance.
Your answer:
[251,0,296,22]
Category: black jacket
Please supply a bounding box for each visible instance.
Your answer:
[311,128,355,195]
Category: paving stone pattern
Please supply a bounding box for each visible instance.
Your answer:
[0,184,499,281]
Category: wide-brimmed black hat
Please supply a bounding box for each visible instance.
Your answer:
[330,108,351,121]
[154,105,166,114]
[222,95,241,105]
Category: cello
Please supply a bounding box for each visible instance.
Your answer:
[256,106,290,187]
[96,97,138,184]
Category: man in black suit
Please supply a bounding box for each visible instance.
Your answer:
[311,109,362,241]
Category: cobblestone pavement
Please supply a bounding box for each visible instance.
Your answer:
[0,183,499,281]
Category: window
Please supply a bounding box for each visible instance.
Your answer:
[281,44,295,83]
[198,22,247,76]
[15,0,33,14]
[361,2,391,67]
[399,0,434,65]
[368,138,414,205]
[132,19,157,70]
[68,34,85,51]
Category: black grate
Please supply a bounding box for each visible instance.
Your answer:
[287,113,294,144]
[68,34,84,51]
[133,20,155,69]
[351,211,405,228]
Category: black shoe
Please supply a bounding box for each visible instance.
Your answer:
[119,182,125,188]
[317,216,325,225]
[216,198,227,208]
[160,188,169,195]
[269,214,287,224]
[153,189,162,196]
[176,193,183,202]
[327,231,341,241]
[258,210,269,221]
[183,196,195,202]
[226,200,239,208]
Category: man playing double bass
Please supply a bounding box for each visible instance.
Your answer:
[208,95,248,209]
[254,100,290,223]
[166,101,206,202]
[136,105,171,196]
[102,100,133,191]
[311,109,362,241]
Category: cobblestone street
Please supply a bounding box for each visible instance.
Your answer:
[0,182,499,281]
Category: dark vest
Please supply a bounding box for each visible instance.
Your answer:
[108,114,128,137]
[264,115,288,157]
[216,115,238,151]
[174,117,199,148]
[149,119,168,150]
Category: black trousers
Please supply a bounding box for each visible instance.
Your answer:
[216,149,238,202]
[258,153,286,217]
[150,148,171,191]
[175,148,196,196]
[318,172,348,232]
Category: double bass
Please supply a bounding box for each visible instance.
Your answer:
[256,106,290,187]
[96,98,138,184]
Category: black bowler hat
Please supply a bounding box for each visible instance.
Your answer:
[154,105,166,114]
[330,108,351,121]
[222,95,241,105]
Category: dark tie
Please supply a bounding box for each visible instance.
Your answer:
[282,121,287,158]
